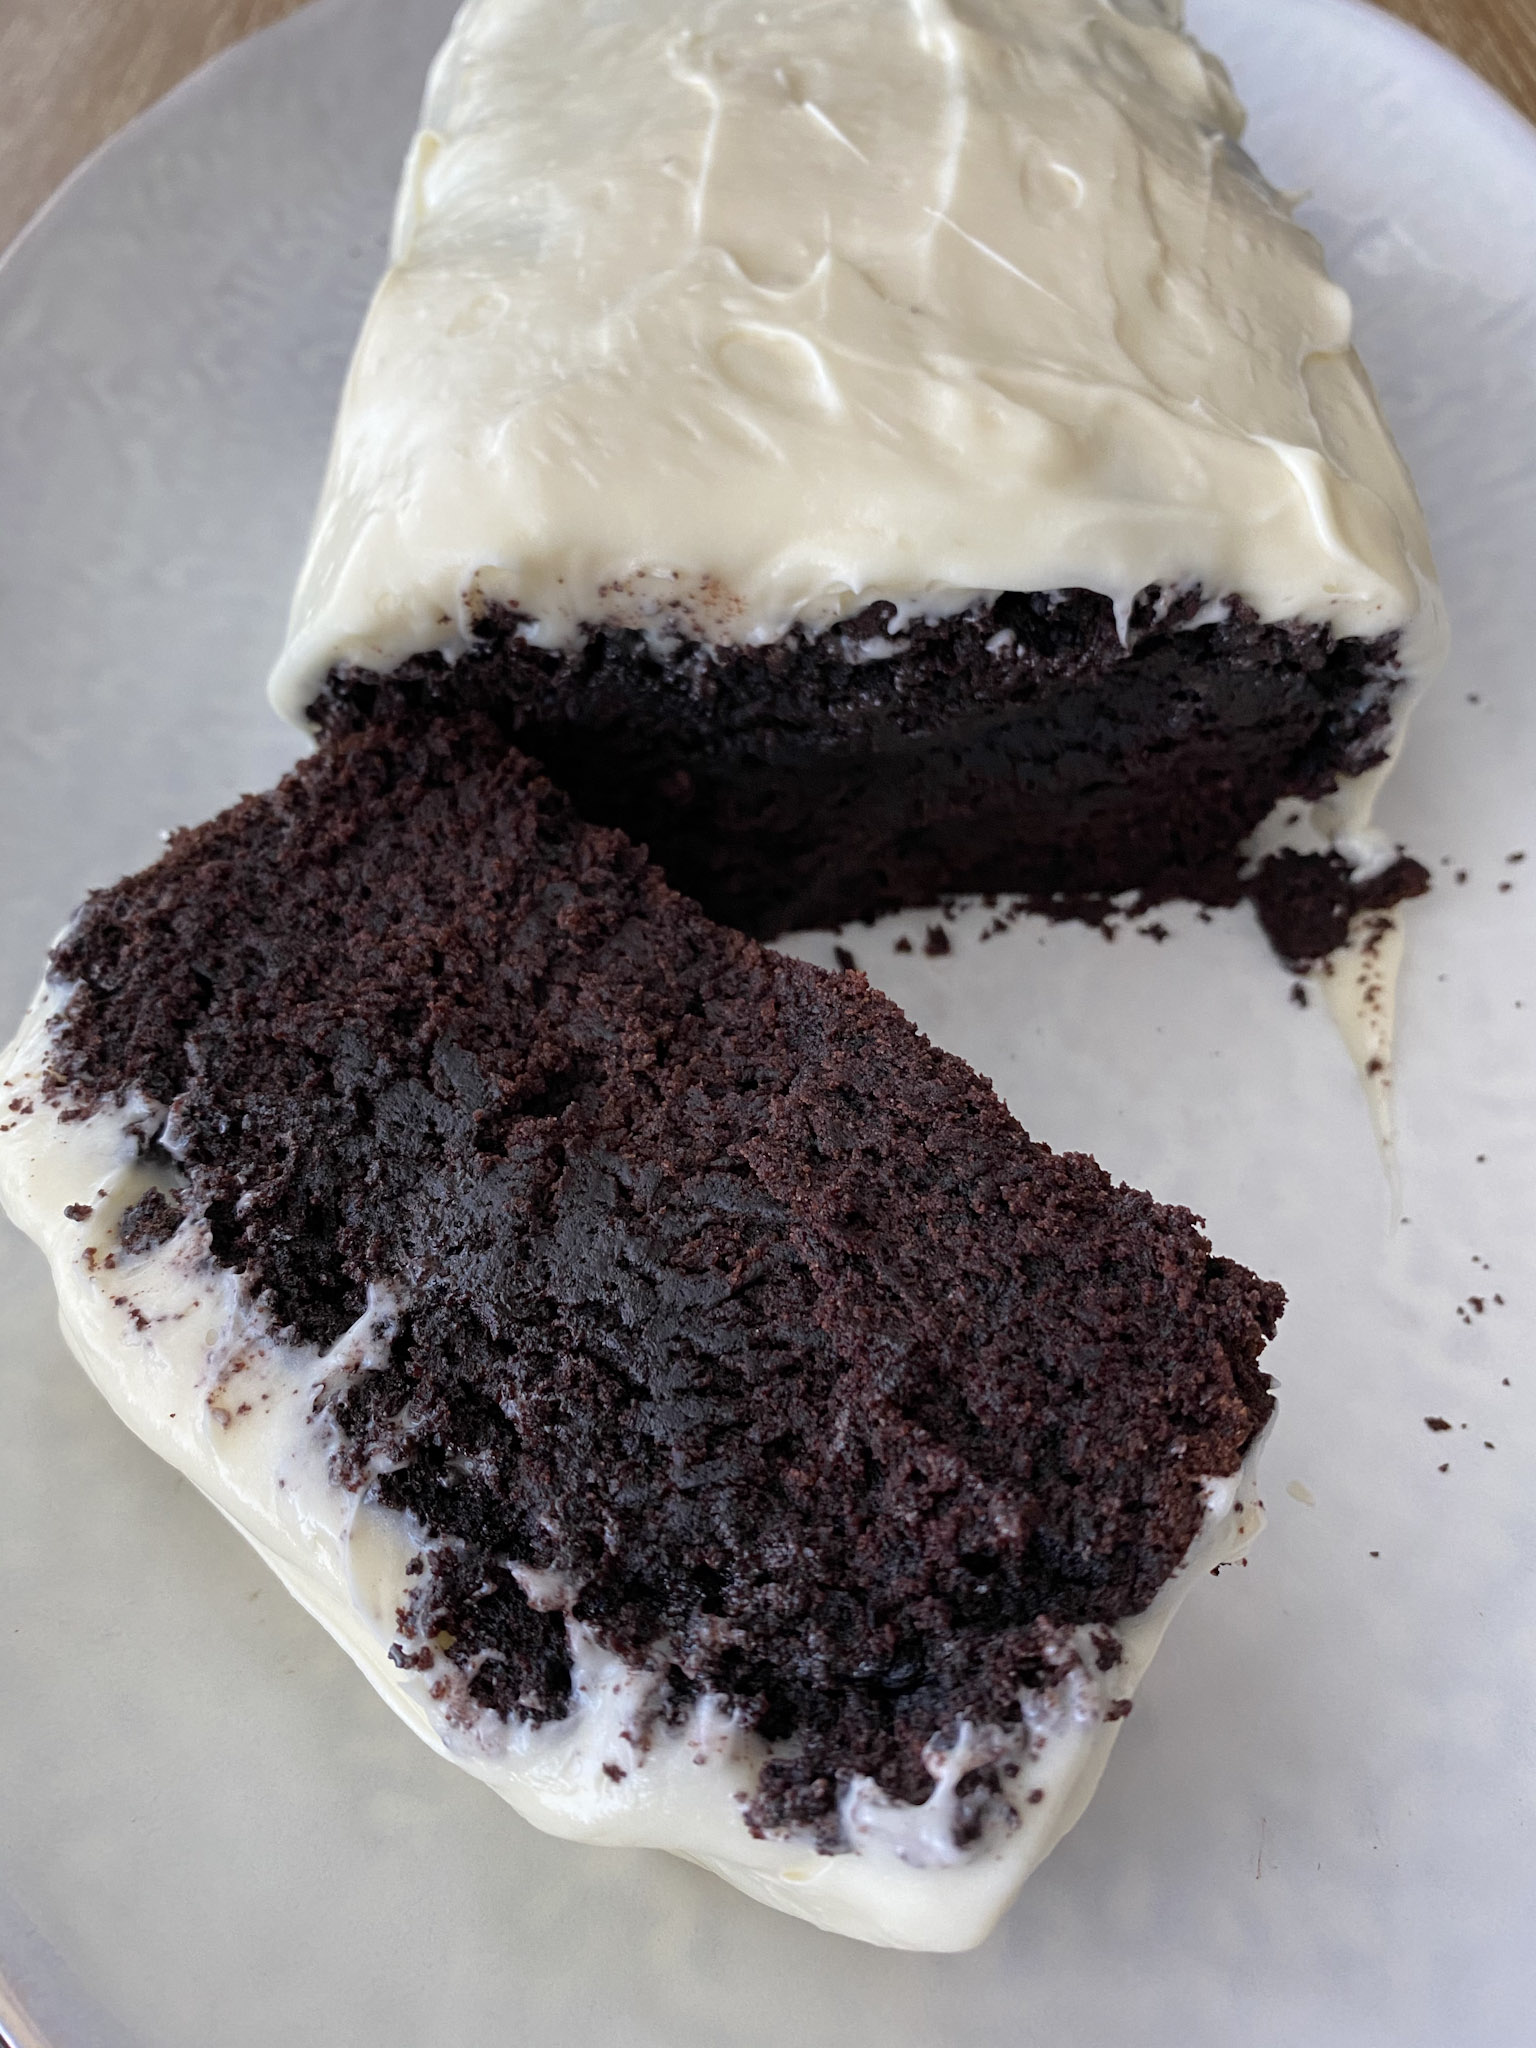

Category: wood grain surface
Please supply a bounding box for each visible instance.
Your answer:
[0,0,1532,258]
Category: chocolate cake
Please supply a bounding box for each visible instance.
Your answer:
[0,713,1277,1945]
[271,0,1446,940]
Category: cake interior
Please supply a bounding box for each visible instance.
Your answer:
[43,711,1280,1847]
[312,587,1405,939]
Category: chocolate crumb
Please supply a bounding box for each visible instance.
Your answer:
[1424,1417,1452,1432]
[893,935,913,954]
[117,1187,185,1254]
[1026,1789,1045,1805]
[1245,850,1431,973]
[832,946,857,972]
[923,924,951,957]
[1438,1463,1450,1474]
[1091,1628,1124,1672]
[1289,981,1309,1008]
[63,1202,93,1222]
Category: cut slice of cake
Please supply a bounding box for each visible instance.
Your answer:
[0,715,1278,1949]
[269,0,1446,936]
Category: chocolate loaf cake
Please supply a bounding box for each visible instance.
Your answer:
[0,714,1278,1947]
[271,0,1446,936]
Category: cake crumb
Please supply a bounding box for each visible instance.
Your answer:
[833,945,857,972]
[893,935,912,954]
[1424,1417,1452,1432]
[1245,849,1429,972]
[923,925,951,957]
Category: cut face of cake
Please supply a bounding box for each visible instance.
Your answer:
[270,0,1446,936]
[0,718,1278,1949]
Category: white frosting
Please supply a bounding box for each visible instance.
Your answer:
[268,0,1445,720]
[0,986,1266,1950]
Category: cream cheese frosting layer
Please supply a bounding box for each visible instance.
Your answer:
[268,0,1445,722]
[0,986,1267,1951]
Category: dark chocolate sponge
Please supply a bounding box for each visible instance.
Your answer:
[48,714,1279,1839]
[312,586,1403,939]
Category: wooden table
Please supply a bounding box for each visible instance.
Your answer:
[0,0,1532,258]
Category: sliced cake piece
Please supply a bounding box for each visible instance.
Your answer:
[0,715,1278,1948]
[270,0,1446,935]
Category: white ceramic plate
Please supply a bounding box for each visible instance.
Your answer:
[1,2,1533,2042]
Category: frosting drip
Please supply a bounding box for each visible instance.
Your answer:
[268,0,1443,718]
